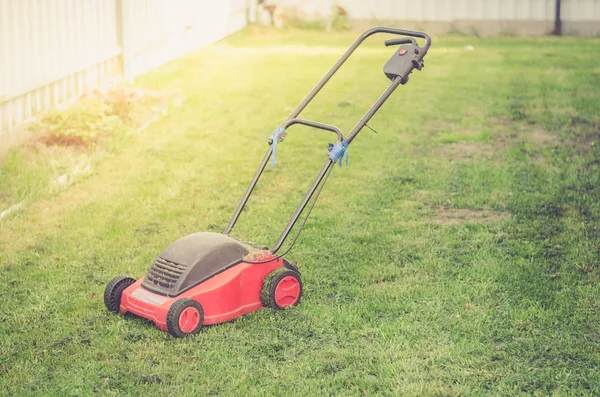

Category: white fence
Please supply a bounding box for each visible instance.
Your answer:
[339,0,600,21]
[338,0,600,35]
[263,0,600,35]
[0,0,248,144]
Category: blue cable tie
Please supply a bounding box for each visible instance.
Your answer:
[270,126,286,166]
[328,140,349,168]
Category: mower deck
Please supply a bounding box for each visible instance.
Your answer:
[120,254,284,329]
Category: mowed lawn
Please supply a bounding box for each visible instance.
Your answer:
[1,27,600,395]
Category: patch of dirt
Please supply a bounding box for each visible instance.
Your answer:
[491,118,558,146]
[521,127,559,146]
[425,120,497,160]
[426,208,511,225]
[40,134,92,148]
[432,118,565,167]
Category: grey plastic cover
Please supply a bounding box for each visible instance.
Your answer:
[141,232,250,296]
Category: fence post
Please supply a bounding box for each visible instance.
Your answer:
[117,0,135,80]
[553,0,562,35]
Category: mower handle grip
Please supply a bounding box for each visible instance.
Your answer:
[385,38,417,47]
[374,27,432,52]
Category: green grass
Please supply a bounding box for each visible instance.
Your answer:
[1,27,600,395]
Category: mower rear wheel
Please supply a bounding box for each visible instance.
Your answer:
[261,268,302,310]
[167,298,204,338]
[104,275,136,313]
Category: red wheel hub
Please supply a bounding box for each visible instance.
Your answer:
[178,306,200,333]
[274,276,301,308]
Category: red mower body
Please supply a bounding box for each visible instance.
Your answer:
[104,232,303,337]
[120,258,283,330]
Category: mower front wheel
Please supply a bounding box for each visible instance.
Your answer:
[261,268,303,310]
[104,275,136,313]
[167,298,204,338]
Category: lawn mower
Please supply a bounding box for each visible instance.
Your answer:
[104,27,432,337]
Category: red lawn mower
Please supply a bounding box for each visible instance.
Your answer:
[104,27,431,337]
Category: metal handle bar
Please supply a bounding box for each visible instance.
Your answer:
[279,118,343,142]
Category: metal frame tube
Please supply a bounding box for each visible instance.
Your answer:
[345,76,403,144]
[224,147,272,234]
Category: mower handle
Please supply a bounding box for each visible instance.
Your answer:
[225,27,432,252]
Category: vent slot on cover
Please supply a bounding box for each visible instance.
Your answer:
[142,257,187,293]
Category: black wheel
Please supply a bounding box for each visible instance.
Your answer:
[104,275,136,313]
[166,298,204,338]
[261,268,303,310]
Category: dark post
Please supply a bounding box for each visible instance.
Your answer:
[553,0,562,36]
